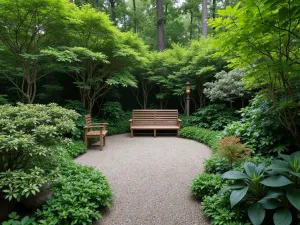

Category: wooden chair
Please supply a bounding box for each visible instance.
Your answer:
[84,114,108,151]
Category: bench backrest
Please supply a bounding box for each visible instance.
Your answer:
[132,110,178,126]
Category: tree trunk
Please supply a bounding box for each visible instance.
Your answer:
[156,0,165,51]
[189,10,193,40]
[212,0,216,19]
[224,0,229,8]
[109,0,116,23]
[202,0,208,37]
[133,0,137,33]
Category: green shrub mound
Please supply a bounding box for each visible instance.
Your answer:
[35,162,113,225]
[0,103,79,201]
[202,194,250,225]
[58,140,87,158]
[180,127,222,152]
[204,156,231,174]
[190,173,226,197]
[223,95,286,155]
[185,104,238,131]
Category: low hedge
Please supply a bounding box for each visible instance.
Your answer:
[180,126,222,152]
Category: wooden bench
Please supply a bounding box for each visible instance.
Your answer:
[84,114,108,151]
[129,110,181,137]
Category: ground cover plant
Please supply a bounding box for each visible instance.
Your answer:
[0,104,113,224]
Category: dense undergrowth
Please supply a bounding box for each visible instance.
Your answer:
[0,104,113,225]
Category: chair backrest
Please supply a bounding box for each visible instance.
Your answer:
[132,110,178,126]
[85,114,92,127]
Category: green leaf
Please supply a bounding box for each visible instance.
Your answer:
[260,175,293,187]
[244,162,258,178]
[261,199,282,210]
[273,208,292,225]
[222,171,249,180]
[287,189,300,211]
[218,183,246,196]
[248,203,265,225]
[267,160,291,172]
[230,186,249,208]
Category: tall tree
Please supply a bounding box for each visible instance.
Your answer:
[202,0,208,37]
[156,0,165,51]
[133,0,137,33]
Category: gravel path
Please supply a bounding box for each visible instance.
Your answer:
[75,133,211,225]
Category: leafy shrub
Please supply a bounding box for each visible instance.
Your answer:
[223,94,285,155]
[186,104,238,131]
[0,103,79,201]
[202,193,250,225]
[64,100,86,140]
[180,127,222,152]
[220,152,300,225]
[190,173,225,197]
[59,140,86,158]
[204,155,231,174]
[218,137,250,169]
[35,162,113,225]
[103,102,124,121]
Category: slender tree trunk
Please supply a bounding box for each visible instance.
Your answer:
[224,0,229,8]
[109,0,116,23]
[212,0,216,19]
[133,0,137,33]
[202,0,208,37]
[189,10,193,40]
[156,0,165,51]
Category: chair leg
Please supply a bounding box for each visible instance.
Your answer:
[131,129,134,138]
[100,135,103,151]
[84,135,88,148]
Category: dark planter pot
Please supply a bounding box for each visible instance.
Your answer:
[20,184,53,209]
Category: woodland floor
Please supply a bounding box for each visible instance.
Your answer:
[75,133,211,225]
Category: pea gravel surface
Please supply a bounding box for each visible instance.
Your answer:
[75,133,211,225]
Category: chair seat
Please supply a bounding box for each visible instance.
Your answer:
[131,125,179,130]
[87,130,107,136]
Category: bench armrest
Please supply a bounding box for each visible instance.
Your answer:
[178,119,182,122]
[129,119,132,122]
[84,125,105,129]
[93,122,108,125]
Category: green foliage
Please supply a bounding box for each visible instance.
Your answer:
[190,173,226,198]
[0,103,79,202]
[185,104,238,131]
[210,0,300,145]
[0,168,59,202]
[35,162,113,225]
[59,140,86,159]
[180,127,222,152]
[103,102,125,121]
[220,151,300,225]
[223,94,285,155]
[202,194,250,225]
[2,212,36,225]
[204,155,231,174]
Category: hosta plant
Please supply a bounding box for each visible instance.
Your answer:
[220,152,300,225]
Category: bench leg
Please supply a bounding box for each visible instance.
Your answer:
[177,130,180,137]
[131,129,134,138]
[100,135,103,151]
[103,136,106,146]
[154,129,156,137]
